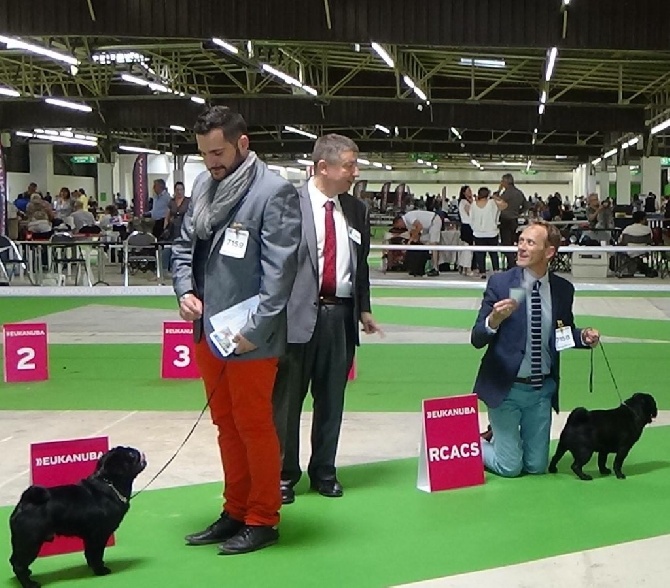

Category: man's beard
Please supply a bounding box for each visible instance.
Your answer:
[209,149,245,179]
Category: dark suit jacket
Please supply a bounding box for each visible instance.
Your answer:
[471,266,586,412]
[286,182,372,345]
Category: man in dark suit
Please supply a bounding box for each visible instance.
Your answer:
[273,134,381,503]
[471,220,600,477]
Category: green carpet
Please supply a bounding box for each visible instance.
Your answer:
[0,342,668,412]
[2,426,670,588]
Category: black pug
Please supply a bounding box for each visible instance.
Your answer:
[548,393,657,481]
[9,446,146,588]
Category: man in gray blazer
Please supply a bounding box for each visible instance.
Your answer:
[172,106,301,555]
[273,134,381,504]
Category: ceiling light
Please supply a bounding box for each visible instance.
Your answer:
[357,158,370,165]
[603,148,617,158]
[402,75,427,101]
[459,57,506,69]
[563,0,571,5]
[651,118,670,135]
[417,159,424,164]
[373,162,383,168]
[540,91,547,104]
[374,124,391,134]
[189,96,205,104]
[451,127,462,140]
[16,130,97,147]
[296,159,313,166]
[211,38,239,54]
[354,43,361,52]
[538,104,546,115]
[622,137,639,149]
[592,157,602,166]
[533,127,538,134]
[44,98,92,112]
[384,165,392,170]
[170,125,186,132]
[555,155,567,159]
[544,47,558,82]
[284,125,317,140]
[0,35,78,66]
[260,63,318,97]
[0,86,20,97]
[370,42,394,68]
[92,51,147,64]
[526,160,532,171]
[119,145,161,154]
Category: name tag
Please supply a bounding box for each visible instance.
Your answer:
[555,325,575,351]
[349,227,361,244]
[219,228,249,258]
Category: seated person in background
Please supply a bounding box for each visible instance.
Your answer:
[399,209,443,276]
[25,193,54,224]
[98,204,123,229]
[618,211,655,277]
[404,219,430,277]
[26,209,52,238]
[382,215,409,272]
[71,200,96,232]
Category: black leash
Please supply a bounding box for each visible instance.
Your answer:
[130,366,222,500]
[589,340,624,404]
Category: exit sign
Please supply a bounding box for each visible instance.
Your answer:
[70,155,97,164]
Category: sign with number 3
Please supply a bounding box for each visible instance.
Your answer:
[161,322,200,379]
[3,323,49,383]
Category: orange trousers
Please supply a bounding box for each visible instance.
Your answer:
[194,338,281,527]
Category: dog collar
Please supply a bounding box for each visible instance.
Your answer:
[104,481,128,504]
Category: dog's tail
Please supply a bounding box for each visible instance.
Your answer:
[19,485,50,505]
[566,407,590,427]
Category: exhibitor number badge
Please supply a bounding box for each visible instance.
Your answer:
[219,228,249,259]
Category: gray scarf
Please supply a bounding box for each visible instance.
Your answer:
[192,151,258,240]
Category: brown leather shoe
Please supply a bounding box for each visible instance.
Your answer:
[480,425,493,443]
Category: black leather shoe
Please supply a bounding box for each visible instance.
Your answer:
[185,512,244,546]
[218,525,279,555]
[280,481,295,505]
[310,478,344,498]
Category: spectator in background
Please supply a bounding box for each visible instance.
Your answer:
[13,183,36,217]
[99,204,123,229]
[498,174,528,269]
[547,192,562,219]
[71,200,96,232]
[644,192,658,214]
[561,203,575,222]
[54,187,74,221]
[150,179,171,239]
[457,185,476,276]
[470,187,507,278]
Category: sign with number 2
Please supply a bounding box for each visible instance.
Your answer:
[3,323,49,383]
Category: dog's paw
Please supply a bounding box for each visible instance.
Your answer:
[92,566,111,576]
[599,467,612,475]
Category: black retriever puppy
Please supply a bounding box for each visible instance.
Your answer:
[9,446,146,588]
[549,393,657,481]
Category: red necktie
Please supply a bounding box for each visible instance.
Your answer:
[320,199,336,296]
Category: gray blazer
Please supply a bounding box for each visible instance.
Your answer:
[171,160,302,360]
[286,183,372,345]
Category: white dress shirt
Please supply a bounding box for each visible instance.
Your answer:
[308,179,353,298]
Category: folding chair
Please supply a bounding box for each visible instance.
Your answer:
[0,235,35,284]
[49,233,93,287]
[123,231,161,286]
